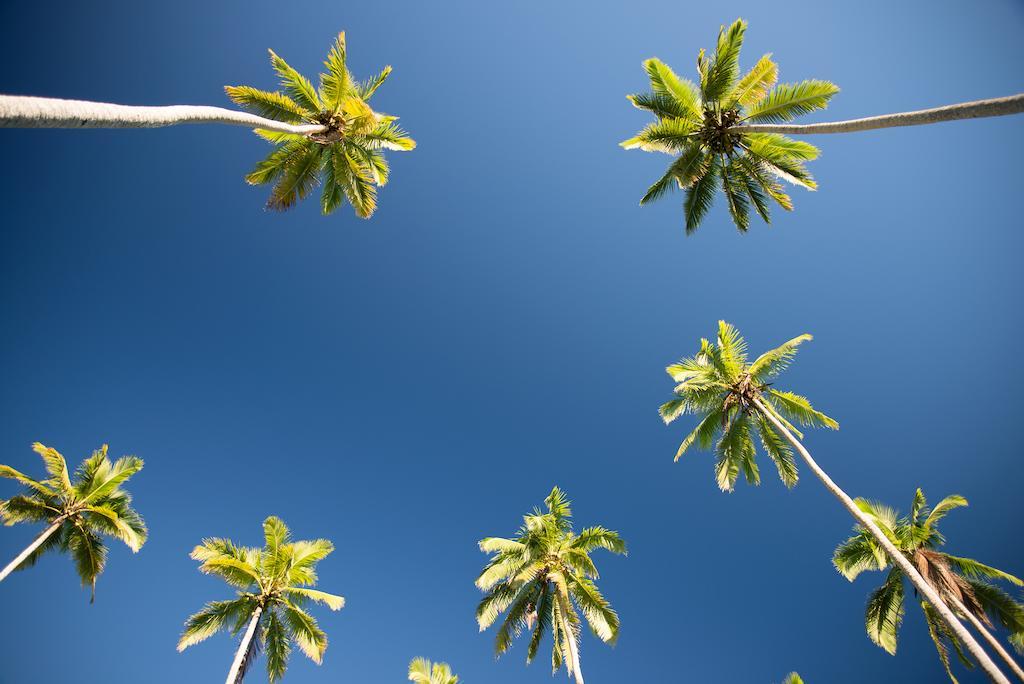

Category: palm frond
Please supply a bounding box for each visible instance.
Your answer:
[702,19,746,103]
[178,599,253,651]
[224,86,309,123]
[744,80,839,124]
[729,54,777,107]
[642,58,702,120]
[356,66,392,101]
[865,569,905,655]
[683,156,720,234]
[318,32,350,111]
[267,145,324,211]
[269,49,321,113]
[640,145,707,205]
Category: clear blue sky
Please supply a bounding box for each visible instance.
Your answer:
[1,1,1022,682]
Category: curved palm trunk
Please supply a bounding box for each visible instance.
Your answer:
[225,605,263,684]
[948,594,1024,683]
[0,95,325,136]
[0,518,62,582]
[733,93,1024,135]
[752,397,1010,684]
[560,610,585,684]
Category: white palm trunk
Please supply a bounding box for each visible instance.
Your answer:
[734,93,1024,134]
[559,607,584,684]
[225,605,263,684]
[0,95,324,136]
[0,518,63,582]
[947,593,1024,683]
[753,397,1011,684]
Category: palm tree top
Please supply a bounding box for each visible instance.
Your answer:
[0,442,146,599]
[475,486,626,679]
[225,31,415,218]
[660,321,838,491]
[408,657,459,684]
[177,516,344,682]
[623,18,838,233]
[833,489,1024,679]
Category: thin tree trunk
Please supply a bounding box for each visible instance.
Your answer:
[0,518,63,582]
[732,93,1024,134]
[948,594,1024,683]
[0,95,325,136]
[225,605,263,684]
[753,397,1010,684]
[560,610,585,684]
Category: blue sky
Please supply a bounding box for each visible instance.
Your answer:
[1,1,1023,682]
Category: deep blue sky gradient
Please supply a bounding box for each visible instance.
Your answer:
[1,1,1023,682]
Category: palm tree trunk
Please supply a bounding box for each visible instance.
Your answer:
[752,397,1011,684]
[560,611,585,684]
[225,605,263,684]
[0,518,63,582]
[948,594,1024,683]
[0,95,325,136]
[733,93,1024,134]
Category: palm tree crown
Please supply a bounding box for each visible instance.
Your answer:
[475,487,625,682]
[408,657,459,684]
[226,31,415,217]
[0,442,146,599]
[177,516,344,682]
[833,489,1024,681]
[623,18,838,233]
[659,321,838,491]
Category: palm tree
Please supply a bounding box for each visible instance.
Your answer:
[408,657,459,684]
[475,486,625,684]
[0,442,146,600]
[623,18,1024,233]
[225,32,414,217]
[177,516,344,683]
[659,321,1011,684]
[781,675,804,684]
[0,31,414,218]
[833,489,1024,682]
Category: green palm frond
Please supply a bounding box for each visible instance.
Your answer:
[744,80,840,124]
[866,568,905,655]
[922,599,972,683]
[476,488,624,676]
[624,18,837,232]
[179,517,342,680]
[230,32,415,217]
[224,86,309,123]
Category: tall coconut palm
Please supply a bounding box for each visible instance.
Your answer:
[408,657,459,684]
[0,442,146,600]
[0,31,414,218]
[475,486,625,684]
[833,489,1024,682]
[177,516,344,684]
[624,18,1024,233]
[225,32,414,217]
[659,321,1010,684]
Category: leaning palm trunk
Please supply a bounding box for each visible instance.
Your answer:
[0,517,63,583]
[753,397,1010,684]
[225,606,263,684]
[733,93,1024,135]
[0,95,324,136]
[947,593,1024,683]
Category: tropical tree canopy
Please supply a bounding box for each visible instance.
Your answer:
[622,18,838,233]
[177,516,345,683]
[659,321,838,492]
[475,486,626,679]
[408,657,459,684]
[0,442,146,599]
[833,489,1024,681]
[226,31,415,217]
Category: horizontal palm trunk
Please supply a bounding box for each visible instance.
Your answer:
[0,95,325,136]
[753,397,1010,684]
[948,594,1024,683]
[0,518,63,582]
[226,605,263,684]
[733,93,1024,134]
